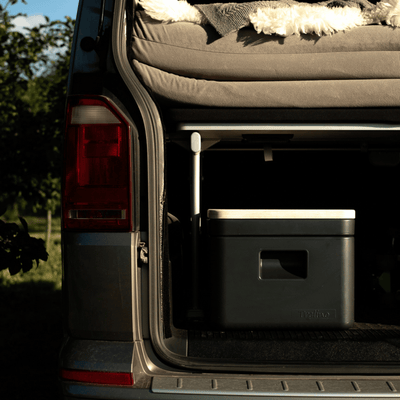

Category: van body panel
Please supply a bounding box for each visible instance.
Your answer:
[59,0,400,397]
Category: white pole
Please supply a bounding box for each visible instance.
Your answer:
[191,132,201,219]
[189,132,202,317]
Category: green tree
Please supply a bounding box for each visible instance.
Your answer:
[1,0,73,205]
[0,0,74,269]
[18,16,74,244]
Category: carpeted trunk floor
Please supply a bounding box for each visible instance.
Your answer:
[188,323,400,362]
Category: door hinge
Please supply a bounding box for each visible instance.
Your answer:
[138,242,148,265]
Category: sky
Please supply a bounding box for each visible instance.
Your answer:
[7,0,80,31]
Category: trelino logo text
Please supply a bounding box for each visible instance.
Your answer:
[296,309,336,320]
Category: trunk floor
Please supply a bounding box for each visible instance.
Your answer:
[188,323,400,362]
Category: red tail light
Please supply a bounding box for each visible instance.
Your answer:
[60,368,134,386]
[63,96,132,231]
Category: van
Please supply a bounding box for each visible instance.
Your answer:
[59,0,400,398]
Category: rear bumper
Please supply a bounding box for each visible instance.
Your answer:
[59,337,400,400]
[61,376,400,400]
[61,381,400,400]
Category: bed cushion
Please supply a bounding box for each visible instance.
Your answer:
[132,11,400,81]
[133,60,400,107]
[131,10,400,108]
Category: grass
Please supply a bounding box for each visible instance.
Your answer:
[0,215,63,399]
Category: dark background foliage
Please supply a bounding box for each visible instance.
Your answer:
[1,2,74,398]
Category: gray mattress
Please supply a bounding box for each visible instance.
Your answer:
[131,10,400,108]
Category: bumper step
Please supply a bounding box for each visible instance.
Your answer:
[152,377,400,397]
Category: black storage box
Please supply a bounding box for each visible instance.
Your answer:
[206,209,355,329]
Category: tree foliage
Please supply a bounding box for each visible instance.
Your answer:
[0,217,48,275]
[0,0,74,273]
[0,0,74,213]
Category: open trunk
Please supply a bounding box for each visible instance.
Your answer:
[160,128,400,373]
[125,0,400,377]
[59,0,400,397]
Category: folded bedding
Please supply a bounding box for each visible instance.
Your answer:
[131,9,400,108]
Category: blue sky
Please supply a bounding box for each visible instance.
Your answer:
[5,0,81,71]
[8,0,80,29]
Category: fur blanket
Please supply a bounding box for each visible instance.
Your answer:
[196,0,371,35]
[139,0,400,36]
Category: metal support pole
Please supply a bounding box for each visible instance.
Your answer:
[188,132,203,318]
[191,132,201,219]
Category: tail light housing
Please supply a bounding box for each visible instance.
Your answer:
[63,96,132,231]
[60,368,134,386]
